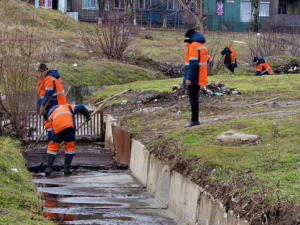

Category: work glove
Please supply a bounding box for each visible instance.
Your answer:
[86,115,91,122]
[40,105,46,116]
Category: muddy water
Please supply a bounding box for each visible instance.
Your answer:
[30,143,183,224]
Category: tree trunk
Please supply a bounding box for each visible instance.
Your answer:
[133,0,137,26]
[251,0,260,32]
[197,0,204,33]
[98,0,105,25]
[162,13,167,27]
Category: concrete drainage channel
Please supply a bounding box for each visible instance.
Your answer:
[27,115,249,224]
[28,144,183,224]
[106,115,249,225]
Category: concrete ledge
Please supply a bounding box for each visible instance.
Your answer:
[169,171,200,224]
[129,140,149,186]
[147,154,170,205]
[104,114,248,225]
[105,115,117,146]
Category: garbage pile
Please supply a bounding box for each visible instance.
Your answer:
[172,82,241,97]
[274,61,300,74]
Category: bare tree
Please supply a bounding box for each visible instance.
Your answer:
[175,0,204,33]
[250,0,260,32]
[156,0,168,28]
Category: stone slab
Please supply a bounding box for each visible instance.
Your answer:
[168,171,200,225]
[147,154,170,205]
[130,139,149,186]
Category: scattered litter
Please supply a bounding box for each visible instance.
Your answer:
[122,100,127,103]
[267,144,271,146]
[120,103,124,106]
[154,99,158,102]
[11,168,19,172]
[58,39,66,42]
[72,63,77,67]
[257,33,261,36]
[269,102,282,108]
[76,44,85,49]
[181,95,186,98]
[274,61,300,74]
[228,40,247,44]
[211,169,216,174]
[121,29,132,35]
[89,50,94,53]
[214,92,223,96]
[177,110,181,114]
[137,101,142,104]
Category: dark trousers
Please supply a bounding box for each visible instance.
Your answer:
[188,85,200,122]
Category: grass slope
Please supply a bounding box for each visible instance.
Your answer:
[58,59,165,88]
[0,137,51,224]
[100,73,300,203]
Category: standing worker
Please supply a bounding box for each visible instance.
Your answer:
[183,29,208,128]
[45,104,91,175]
[221,45,237,73]
[253,57,272,76]
[37,64,67,145]
[207,55,214,75]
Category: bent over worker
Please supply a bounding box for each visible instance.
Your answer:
[254,57,272,76]
[183,29,208,128]
[221,45,237,73]
[37,64,67,144]
[45,104,90,175]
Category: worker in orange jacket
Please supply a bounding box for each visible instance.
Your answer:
[254,57,272,76]
[183,29,208,128]
[45,104,90,175]
[221,45,237,73]
[38,64,67,145]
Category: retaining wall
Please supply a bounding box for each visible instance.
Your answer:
[105,115,248,225]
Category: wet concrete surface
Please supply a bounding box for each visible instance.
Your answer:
[32,171,184,224]
[26,143,114,171]
[29,143,183,224]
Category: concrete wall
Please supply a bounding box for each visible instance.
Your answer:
[105,115,248,225]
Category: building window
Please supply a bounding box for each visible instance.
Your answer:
[145,0,151,9]
[139,0,144,9]
[115,0,124,8]
[278,2,287,14]
[168,0,174,10]
[83,0,98,8]
[259,2,269,17]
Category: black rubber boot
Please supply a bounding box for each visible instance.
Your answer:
[45,154,56,175]
[64,154,74,175]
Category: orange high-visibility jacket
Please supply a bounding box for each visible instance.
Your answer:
[49,104,75,134]
[227,45,236,63]
[39,70,67,109]
[184,44,208,85]
[48,104,90,135]
[256,58,272,75]
[183,32,208,86]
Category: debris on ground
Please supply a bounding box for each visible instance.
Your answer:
[140,34,154,40]
[215,131,260,145]
[269,102,282,108]
[172,82,241,97]
[128,57,184,78]
[273,60,300,74]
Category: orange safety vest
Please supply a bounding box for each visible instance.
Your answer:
[49,104,75,134]
[256,61,272,74]
[228,45,236,63]
[39,73,67,105]
[184,42,208,85]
